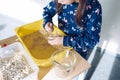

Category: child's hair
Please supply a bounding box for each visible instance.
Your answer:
[55,0,88,27]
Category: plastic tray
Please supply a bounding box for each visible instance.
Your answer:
[0,42,39,80]
[14,19,66,67]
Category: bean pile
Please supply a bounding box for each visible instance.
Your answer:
[0,53,33,80]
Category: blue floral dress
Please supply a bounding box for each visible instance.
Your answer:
[43,0,102,59]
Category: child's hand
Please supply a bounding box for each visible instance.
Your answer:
[48,36,63,46]
[45,22,54,33]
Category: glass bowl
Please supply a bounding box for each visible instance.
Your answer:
[51,49,77,78]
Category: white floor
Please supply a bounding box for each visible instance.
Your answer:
[0,14,25,40]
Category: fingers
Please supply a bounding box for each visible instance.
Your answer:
[47,36,55,40]
[47,36,63,45]
[48,38,58,45]
[45,22,54,33]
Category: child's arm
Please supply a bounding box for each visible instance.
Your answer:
[63,3,102,58]
[43,0,57,28]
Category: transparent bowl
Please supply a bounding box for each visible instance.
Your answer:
[51,49,77,78]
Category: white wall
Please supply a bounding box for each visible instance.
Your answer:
[0,0,43,23]
[99,0,120,52]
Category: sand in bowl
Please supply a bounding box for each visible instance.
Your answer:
[21,31,57,59]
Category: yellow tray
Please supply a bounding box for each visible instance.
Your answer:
[14,19,66,67]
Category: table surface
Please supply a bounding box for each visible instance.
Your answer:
[42,51,91,80]
[0,35,52,80]
[0,35,91,80]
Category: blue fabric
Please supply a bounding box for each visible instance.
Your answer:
[43,0,102,59]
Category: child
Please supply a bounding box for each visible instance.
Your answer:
[43,0,102,79]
